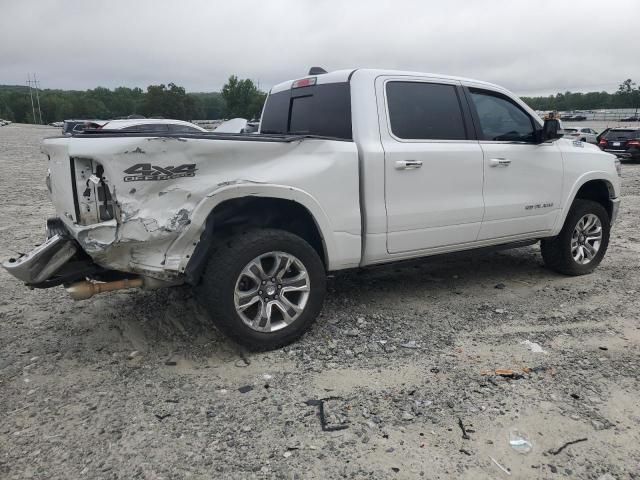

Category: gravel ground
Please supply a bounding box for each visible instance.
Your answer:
[1,124,639,480]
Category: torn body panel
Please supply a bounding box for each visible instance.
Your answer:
[40,134,362,282]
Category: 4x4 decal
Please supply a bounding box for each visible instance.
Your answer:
[123,163,197,182]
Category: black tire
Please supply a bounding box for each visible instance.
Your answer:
[195,229,326,350]
[540,199,610,276]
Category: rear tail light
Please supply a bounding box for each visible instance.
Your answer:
[598,139,607,147]
[627,140,640,147]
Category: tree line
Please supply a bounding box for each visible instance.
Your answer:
[2,77,638,124]
[520,79,640,112]
[0,75,266,124]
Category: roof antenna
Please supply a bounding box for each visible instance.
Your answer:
[308,67,327,75]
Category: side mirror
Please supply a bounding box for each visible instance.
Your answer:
[540,118,563,142]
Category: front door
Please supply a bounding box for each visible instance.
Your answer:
[378,78,485,254]
[465,87,563,240]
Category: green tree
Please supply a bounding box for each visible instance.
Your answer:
[221,75,266,119]
[618,79,636,94]
[189,92,226,119]
[141,83,196,120]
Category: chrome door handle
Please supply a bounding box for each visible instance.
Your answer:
[489,158,511,167]
[395,160,423,170]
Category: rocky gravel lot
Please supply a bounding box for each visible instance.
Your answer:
[1,124,639,479]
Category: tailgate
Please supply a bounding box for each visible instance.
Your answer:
[43,137,115,227]
[43,138,79,224]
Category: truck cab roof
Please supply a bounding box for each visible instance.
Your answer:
[270,68,507,94]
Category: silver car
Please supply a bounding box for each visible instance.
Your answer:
[563,127,598,144]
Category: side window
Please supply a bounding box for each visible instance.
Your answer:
[469,89,535,142]
[386,82,467,140]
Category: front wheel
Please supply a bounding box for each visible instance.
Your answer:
[195,229,326,350]
[541,199,610,275]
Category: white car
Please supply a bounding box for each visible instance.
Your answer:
[563,127,598,144]
[4,68,621,350]
[99,118,207,133]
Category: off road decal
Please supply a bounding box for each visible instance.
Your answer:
[123,163,197,182]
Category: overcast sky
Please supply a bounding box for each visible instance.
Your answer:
[1,0,638,96]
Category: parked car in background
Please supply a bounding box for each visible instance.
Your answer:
[620,116,639,122]
[242,121,260,134]
[599,127,640,161]
[0,119,11,126]
[213,118,248,133]
[99,118,207,133]
[561,114,587,121]
[596,128,611,144]
[563,127,598,144]
[62,120,106,135]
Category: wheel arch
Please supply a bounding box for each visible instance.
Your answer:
[165,184,337,284]
[558,175,616,232]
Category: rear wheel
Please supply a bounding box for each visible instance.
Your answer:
[195,229,326,350]
[541,199,610,275]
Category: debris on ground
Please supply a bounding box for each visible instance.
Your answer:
[520,340,547,354]
[509,429,533,454]
[548,437,588,455]
[457,417,471,440]
[490,456,511,476]
[481,369,525,379]
[305,397,350,432]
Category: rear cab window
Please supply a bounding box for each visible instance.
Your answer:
[260,81,352,139]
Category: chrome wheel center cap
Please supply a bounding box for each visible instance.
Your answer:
[265,285,277,296]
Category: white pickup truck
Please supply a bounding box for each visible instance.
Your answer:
[3,68,622,350]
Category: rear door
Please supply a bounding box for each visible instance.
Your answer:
[465,86,563,240]
[377,77,485,254]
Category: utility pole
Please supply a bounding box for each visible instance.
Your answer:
[26,74,43,124]
[27,73,36,124]
[34,75,43,124]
